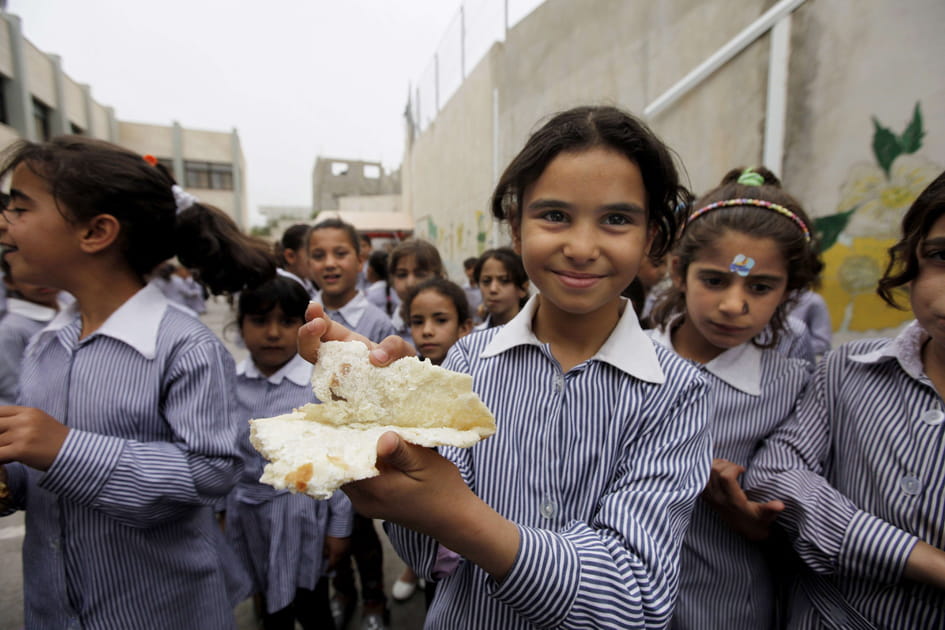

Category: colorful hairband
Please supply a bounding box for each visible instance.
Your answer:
[687,198,812,242]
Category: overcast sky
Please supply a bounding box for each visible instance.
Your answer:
[8,0,465,224]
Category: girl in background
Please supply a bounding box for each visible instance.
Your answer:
[389,276,473,604]
[308,217,396,630]
[647,166,821,629]
[387,239,446,344]
[227,275,352,630]
[743,171,945,626]
[0,254,59,405]
[300,105,712,629]
[0,136,274,628]
[276,223,318,299]
[472,247,528,329]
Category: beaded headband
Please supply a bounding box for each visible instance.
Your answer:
[687,198,812,242]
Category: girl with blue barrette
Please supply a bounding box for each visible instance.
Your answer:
[648,166,822,629]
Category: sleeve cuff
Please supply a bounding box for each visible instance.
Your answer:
[39,429,125,505]
[326,491,354,537]
[838,509,918,583]
[488,525,580,628]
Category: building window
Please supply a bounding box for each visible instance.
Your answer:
[184,161,234,190]
[0,76,8,126]
[32,99,50,141]
[69,122,84,136]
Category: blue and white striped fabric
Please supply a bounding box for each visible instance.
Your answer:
[0,297,57,405]
[744,320,945,628]
[386,296,712,629]
[226,353,353,613]
[323,290,398,343]
[649,327,812,629]
[1,284,248,630]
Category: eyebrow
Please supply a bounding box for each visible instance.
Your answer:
[526,198,646,215]
[9,188,32,202]
[921,237,945,248]
[696,267,785,283]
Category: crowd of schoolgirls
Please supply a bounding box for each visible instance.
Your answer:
[0,105,942,630]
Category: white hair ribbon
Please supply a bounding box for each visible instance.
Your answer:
[171,184,199,214]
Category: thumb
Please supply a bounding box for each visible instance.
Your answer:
[375,431,421,474]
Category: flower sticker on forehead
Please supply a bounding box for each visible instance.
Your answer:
[729,254,755,277]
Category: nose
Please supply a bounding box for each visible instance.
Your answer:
[421,319,435,337]
[562,221,599,263]
[719,286,749,316]
[265,320,281,338]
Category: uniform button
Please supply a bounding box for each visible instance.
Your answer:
[540,496,557,519]
[900,476,921,495]
[919,409,945,425]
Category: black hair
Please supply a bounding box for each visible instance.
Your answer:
[0,136,275,294]
[473,247,529,308]
[650,166,823,347]
[402,276,471,326]
[276,223,312,267]
[311,217,361,255]
[878,170,945,308]
[237,275,311,326]
[463,256,479,270]
[491,105,691,261]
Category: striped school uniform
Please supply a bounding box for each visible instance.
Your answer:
[0,297,57,405]
[386,296,712,629]
[744,321,945,628]
[323,290,398,344]
[226,353,353,613]
[1,284,248,630]
[649,327,812,629]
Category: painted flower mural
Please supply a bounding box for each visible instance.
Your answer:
[816,103,942,334]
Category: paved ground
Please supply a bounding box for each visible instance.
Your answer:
[0,296,427,630]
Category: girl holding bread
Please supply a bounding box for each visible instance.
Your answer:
[0,137,274,628]
[227,275,353,629]
[299,105,713,629]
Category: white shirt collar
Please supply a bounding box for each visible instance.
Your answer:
[481,295,665,384]
[325,290,369,328]
[276,267,317,298]
[237,353,313,386]
[6,297,58,322]
[42,283,168,359]
[649,322,762,396]
[850,320,926,381]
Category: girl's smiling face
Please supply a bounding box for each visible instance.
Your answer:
[308,227,360,309]
[672,230,789,363]
[0,163,84,291]
[515,147,651,325]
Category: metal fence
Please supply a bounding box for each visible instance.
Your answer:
[408,0,544,134]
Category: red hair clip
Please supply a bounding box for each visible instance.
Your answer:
[142,154,158,166]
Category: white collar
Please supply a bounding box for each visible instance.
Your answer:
[42,283,168,359]
[325,290,369,328]
[850,320,926,381]
[481,295,664,384]
[650,323,762,396]
[237,353,313,386]
[276,268,317,297]
[6,297,58,322]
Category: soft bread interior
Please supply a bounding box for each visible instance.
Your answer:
[250,341,496,499]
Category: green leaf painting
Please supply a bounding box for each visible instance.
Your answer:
[814,206,858,252]
[871,102,924,178]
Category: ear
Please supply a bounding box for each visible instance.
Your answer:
[283,248,298,266]
[517,280,530,299]
[457,319,473,338]
[511,220,523,255]
[78,214,122,255]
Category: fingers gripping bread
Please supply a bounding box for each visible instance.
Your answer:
[250,341,496,499]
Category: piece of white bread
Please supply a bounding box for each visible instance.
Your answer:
[250,341,496,499]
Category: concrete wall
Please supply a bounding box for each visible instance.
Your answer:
[401,0,945,338]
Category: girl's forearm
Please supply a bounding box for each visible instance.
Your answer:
[435,492,520,582]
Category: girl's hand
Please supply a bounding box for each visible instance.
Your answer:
[298,302,416,367]
[702,458,784,541]
[0,406,70,471]
[344,432,520,581]
[323,535,350,571]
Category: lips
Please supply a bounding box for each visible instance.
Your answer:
[708,321,748,336]
[553,269,605,289]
